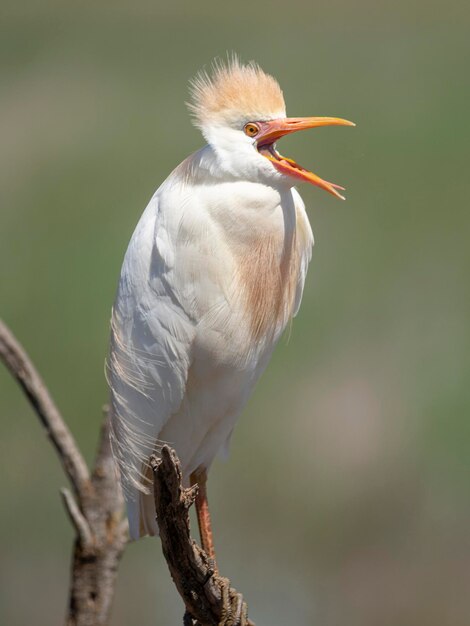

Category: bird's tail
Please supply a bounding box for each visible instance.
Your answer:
[127,488,158,540]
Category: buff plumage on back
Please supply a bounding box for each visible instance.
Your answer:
[187,57,286,128]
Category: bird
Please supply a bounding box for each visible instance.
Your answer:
[108,57,354,560]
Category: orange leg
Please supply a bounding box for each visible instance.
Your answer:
[190,468,217,568]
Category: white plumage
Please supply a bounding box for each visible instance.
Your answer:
[108,58,352,541]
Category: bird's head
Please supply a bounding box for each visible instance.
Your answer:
[188,57,354,199]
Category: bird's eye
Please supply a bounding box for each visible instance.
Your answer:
[244,123,259,137]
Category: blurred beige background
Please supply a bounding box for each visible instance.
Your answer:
[1,1,469,624]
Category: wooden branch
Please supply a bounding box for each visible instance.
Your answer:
[61,487,93,550]
[1,318,257,625]
[151,446,255,626]
[0,318,90,500]
[65,409,128,626]
[0,319,127,626]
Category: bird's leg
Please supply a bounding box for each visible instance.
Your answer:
[190,467,217,568]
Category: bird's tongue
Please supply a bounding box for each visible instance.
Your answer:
[259,143,345,200]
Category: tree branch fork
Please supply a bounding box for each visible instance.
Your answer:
[0,318,255,626]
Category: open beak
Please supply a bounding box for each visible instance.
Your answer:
[256,117,355,200]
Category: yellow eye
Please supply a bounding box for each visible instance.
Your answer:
[244,123,259,137]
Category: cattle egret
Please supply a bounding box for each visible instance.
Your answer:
[108,58,354,560]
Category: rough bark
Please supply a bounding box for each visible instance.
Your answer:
[64,414,128,626]
[0,319,127,626]
[151,446,255,626]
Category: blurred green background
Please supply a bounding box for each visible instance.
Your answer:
[1,1,469,624]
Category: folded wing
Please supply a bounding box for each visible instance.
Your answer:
[108,195,195,538]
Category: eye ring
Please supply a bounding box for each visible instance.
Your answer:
[244,122,259,137]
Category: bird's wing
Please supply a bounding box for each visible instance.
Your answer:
[292,187,314,316]
[108,193,195,506]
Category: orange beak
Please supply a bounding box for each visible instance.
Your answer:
[256,117,355,200]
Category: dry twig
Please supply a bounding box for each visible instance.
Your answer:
[0,319,90,499]
[0,319,127,626]
[151,446,255,626]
